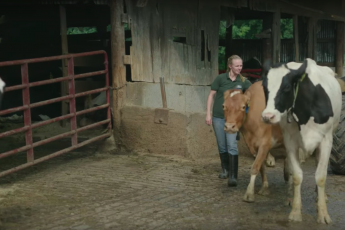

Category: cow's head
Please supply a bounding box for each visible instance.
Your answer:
[261,59,308,124]
[0,77,5,109]
[223,89,250,133]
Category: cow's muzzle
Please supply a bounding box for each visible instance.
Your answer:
[224,123,239,133]
[261,112,276,124]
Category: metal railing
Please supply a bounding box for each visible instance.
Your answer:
[0,50,112,177]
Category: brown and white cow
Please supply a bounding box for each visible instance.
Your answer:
[223,80,289,202]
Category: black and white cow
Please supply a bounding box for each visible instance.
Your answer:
[0,77,5,109]
[261,58,342,224]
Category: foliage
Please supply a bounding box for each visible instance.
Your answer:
[232,20,263,39]
[281,19,293,39]
[218,19,294,70]
[67,27,97,35]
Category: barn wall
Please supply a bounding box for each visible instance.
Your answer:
[126,82,209,114]
[125,0,221,86]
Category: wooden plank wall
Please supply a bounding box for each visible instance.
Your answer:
[125,0,220,85]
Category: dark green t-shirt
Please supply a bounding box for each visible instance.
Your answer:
[211,72,252,119]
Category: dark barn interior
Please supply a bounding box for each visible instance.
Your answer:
[0,3,113,122]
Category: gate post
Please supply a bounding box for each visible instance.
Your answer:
[110,0,126,148]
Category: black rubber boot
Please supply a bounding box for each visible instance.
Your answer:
[218,152,229,179]
[228,154,238,187]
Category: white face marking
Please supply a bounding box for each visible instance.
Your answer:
[230,91,240,97]
[265,67,289,112]
[0,78,5,93]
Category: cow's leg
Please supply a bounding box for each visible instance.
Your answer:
[243,145,269,202]
[258,163,270,196]
[286,143,303,222]
[314,149,328,203]
[265,152,276,167]
[315,135,332,224]
[284,158,294,206]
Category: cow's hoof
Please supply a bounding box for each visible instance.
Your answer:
[243,193,255,203]
[317,211,332,224]
[266,154,275,167]
[288,210,302,222]
[258,187,270,196]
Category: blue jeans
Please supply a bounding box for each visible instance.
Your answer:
[212,117,238,156]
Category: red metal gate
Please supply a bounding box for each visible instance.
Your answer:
[0,50,112,178]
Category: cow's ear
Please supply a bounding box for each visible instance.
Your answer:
[290,59,308,82]
[244,89,251,100]
[224,89,232,100]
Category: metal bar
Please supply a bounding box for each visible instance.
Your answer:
[74,70,108,80]
[0,51,107,67]
[0,105,29,116]
[76,104,109,117]
[21,63,34,163]
[0,125,30,139]
[68,57,78,146]
[28,88,108,110]
[4,84,26,92]
[4,72,108,94]
[32,130,76,149]
[29,95,72,110]
[0,89,108,116]
[77,119,110,133]
[30,76,70,88]
[0,104,109,139]
[4,76,72,93]
[104,52,112,132]
[0,113,75,139]
[75,87,107,98]
[0,133,111,178]
[0,144,32,160]
[0,119,109,159]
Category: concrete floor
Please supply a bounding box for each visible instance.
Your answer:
[0,140,344,230]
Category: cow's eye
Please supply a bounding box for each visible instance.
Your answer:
[223,105,226,110]
[242,106,246,110]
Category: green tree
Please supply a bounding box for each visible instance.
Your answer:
[232,20,262,39]
[281,18,293,39]
[67,27,97,35]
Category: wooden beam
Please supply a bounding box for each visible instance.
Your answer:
[307,17,313,59]
[110,0,126,148]
[272,11,281,64]
[262,14,273,63]
[313,19,318,62]
[293,15,299,62]
[279,0,345,22]
[336,21,345,77]
[225,24,232,66]
[59,5,68,127]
